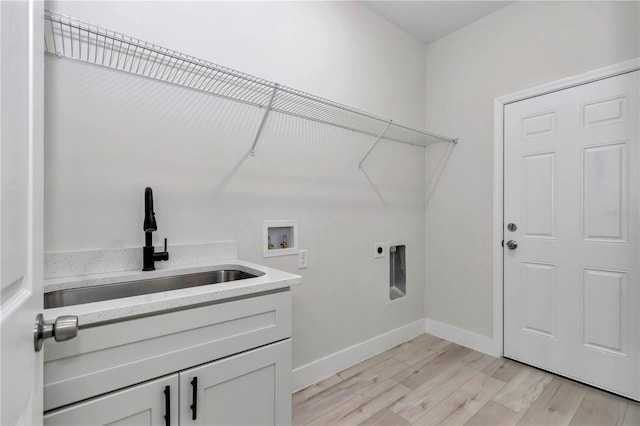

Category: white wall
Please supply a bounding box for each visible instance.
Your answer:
[424,1,640,337]
[44,1,427,369]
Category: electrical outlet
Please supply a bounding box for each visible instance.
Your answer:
[374,243,385,258]
[298,249,309,269]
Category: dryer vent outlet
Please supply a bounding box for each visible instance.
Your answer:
[389,245,406,300]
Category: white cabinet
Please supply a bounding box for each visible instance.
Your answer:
[44,340,291,426]
[44,374,180,426]
[179,340,291,426]
[43,290,293,425]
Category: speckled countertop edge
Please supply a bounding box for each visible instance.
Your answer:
[43,259,302,326]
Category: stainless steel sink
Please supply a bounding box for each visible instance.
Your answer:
[44,268,265,309]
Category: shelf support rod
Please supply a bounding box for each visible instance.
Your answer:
[250,84,279,157]
[358,120,393,170]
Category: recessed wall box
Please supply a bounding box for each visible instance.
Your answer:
[263,220,298,258]
[389,244,406,300]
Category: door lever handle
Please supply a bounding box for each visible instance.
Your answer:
[34,313,78,352]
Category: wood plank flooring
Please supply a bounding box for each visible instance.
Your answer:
[293,333,640,425]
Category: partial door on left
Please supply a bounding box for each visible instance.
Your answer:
[0,1,44,424]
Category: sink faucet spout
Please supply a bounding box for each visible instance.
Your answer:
[142,187,169,271]
[144,187,157,232]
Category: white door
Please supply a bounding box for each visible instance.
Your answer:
[0,1,44,424]
[43,374,179,426]
[504,71,640,399]
[179,339,292,426]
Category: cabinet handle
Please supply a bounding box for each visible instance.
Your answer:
[164,385,171,426]
[190,377,198,420]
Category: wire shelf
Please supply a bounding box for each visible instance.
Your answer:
[44,9,457,151]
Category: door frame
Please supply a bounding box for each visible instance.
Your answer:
[492,58,640,357]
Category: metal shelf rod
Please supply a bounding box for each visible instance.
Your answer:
[358,121,393,170]
[250,85,279,156]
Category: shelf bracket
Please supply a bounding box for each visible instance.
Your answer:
[250,84,279,156]
[358,120,393,170]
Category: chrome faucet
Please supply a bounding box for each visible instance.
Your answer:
[143,187,169,271]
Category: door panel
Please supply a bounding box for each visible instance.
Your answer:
[583,95,628,128]
[504,71,639,400]
[522,112,555,138]
[522,262,555,337]
[582,268,626,354]
[522,153,555,238]
[0,1,29,295]
[180,339,291,426]
[0,1,44,424]
[205,364,275,425]
[582,141,628,241]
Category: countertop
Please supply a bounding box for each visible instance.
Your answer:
[43,259,302,326]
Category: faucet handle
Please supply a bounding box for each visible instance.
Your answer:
[163,238,168,253]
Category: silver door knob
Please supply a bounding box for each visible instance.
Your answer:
[506,240,518,250]
[34,313,78,352]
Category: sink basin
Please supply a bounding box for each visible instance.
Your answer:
[44,268,265,309]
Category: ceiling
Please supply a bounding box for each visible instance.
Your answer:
[361,1,513,44]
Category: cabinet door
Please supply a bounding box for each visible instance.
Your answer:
[180,339,291,426]
[44,374,179,426]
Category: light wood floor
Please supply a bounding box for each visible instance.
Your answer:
[293,333,640,425]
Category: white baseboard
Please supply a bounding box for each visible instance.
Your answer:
[423,318,501,357]
[292,317,503,392]
[292,319,425,392]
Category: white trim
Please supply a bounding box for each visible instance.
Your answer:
[492,97,505,358]
[497,58,640,106]
[492,58,640,358]
[291,319,424,392]
[424,318,500,357]
[292,316,501,392]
